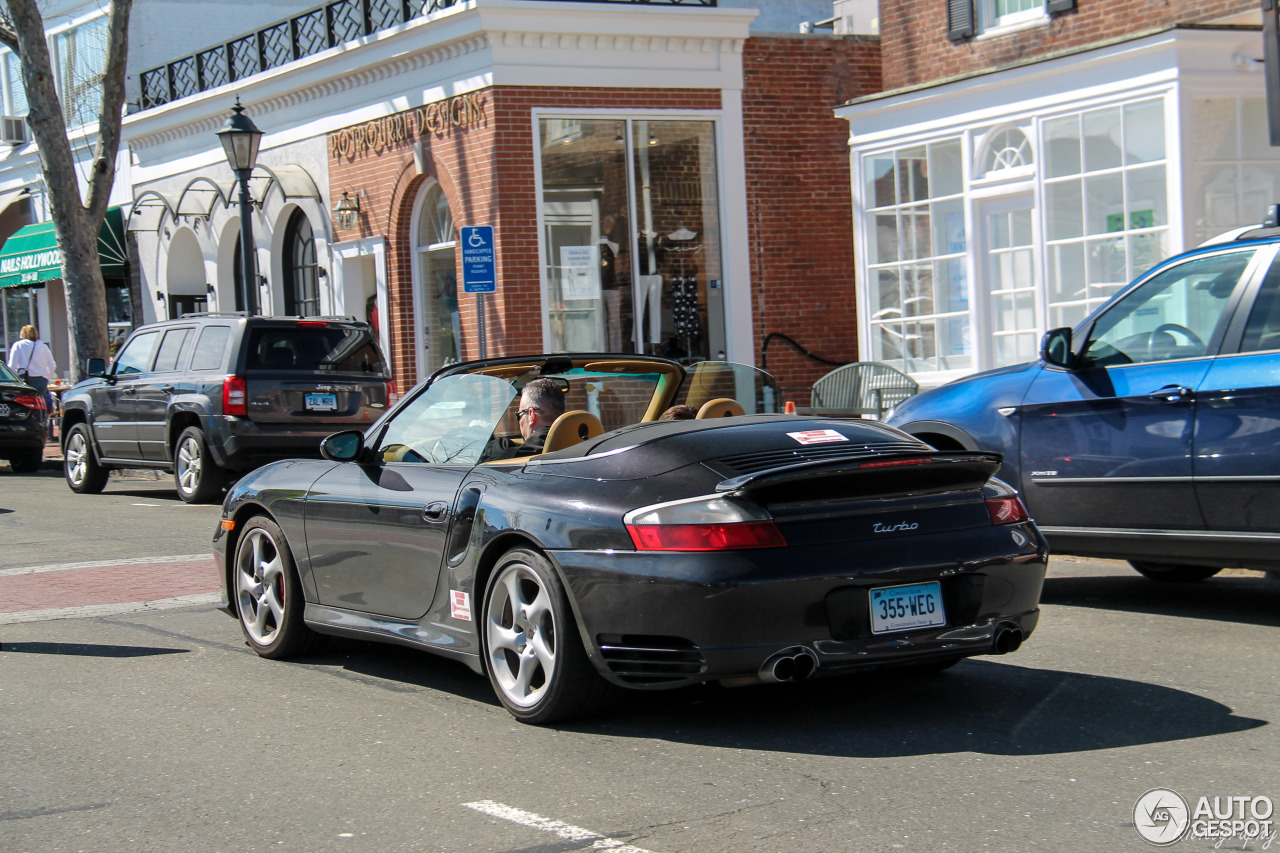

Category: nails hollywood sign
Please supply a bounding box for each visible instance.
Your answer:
[330,93,486,159]
[0,248,62,275]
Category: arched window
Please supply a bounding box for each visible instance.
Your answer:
[415,183,459,374]
[284,210,320,316]
[979,126,1034,177]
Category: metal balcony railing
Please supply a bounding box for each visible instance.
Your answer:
[138,0,717,111]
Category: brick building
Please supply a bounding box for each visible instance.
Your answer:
[837,0,1279,390]
[125,0,879,396]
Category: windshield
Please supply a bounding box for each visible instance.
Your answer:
[675,361,782,414]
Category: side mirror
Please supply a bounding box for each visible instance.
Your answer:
[1040,327,1075,369]
[321,430,365,462]
[84,357,107,378]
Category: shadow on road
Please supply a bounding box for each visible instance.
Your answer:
[570,659,1266,757]
[1,641,190,657]
[1041,571,1280,629]
[285,638,1264,758]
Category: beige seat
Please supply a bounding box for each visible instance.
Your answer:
[696,398,745,419]
[542,410,605,453]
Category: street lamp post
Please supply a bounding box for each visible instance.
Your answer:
[217,99,263,315]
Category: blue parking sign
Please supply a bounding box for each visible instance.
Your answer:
[461,226,496,293]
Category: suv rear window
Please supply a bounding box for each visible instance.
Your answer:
[246,326,386,375]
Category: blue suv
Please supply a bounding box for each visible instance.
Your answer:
[887,212,1280,582]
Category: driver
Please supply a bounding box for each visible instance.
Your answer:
[514,378,567,456]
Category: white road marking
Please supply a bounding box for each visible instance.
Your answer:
[0,554,209,578]
[463,801,657,853]
[0,592,222,625]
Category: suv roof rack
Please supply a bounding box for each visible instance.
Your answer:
[175,312,362,322]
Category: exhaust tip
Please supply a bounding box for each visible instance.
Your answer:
[759,647,819,683]
[993,626,1024,655]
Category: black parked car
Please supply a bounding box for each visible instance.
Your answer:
[60,314,391,502]
[888,216,1280,581]
[0,362,48,473]
[214,354,1048,724]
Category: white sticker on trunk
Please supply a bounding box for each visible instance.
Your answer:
[786,429,849,446]
[450,590,472,621]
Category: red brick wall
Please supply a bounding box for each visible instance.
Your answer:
[880,0,1256,90]
[330,87,719,386]
[741,35,882,401]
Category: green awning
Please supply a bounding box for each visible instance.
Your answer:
[0,206,127,288]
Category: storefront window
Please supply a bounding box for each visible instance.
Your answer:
[2,286,35,350]
[539,117,724,362]
[863,139,970,373]
[1042,97,1170,330]
[1189,96,1280,246]
[415,183,458,375]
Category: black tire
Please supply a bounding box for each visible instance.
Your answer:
[174,426,225,504]
[481,547,614,724]
[63,423,108,494]
[1129,561,1222,583]
[231,516,324,659]
[8,452,42,474]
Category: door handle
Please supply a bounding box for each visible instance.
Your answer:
[422,502,449,522]
[160,385,176,394]
[1148,385,1192,403]
[122,386,137,396]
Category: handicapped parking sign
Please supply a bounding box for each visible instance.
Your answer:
[460,226,496,293]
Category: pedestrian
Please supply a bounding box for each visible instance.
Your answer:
[7,325,57,439]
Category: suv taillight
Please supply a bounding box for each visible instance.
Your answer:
[387,378,399,404]
[223,375,247,416]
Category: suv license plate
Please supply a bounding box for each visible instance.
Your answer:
[869,581,946,635]
[305,393,338,412]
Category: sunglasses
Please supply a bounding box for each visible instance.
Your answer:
[516,407,538,420]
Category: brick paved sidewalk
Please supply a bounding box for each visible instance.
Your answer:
[0,555,221,624]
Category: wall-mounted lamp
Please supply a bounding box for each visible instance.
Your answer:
[155,290,164,301]
[206,283,215,295]
[317,266,328,280]
[648,133,658,146]
[334,190,360,229]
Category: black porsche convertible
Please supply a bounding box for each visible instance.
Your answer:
[213,354,1048,724]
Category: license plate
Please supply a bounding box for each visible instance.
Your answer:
[869,581,946,635]
[305,393,337,412]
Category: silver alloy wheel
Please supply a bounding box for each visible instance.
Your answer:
[485,560,559,709]
[235,526,287,647]
[175,434,204,496]
[65,429,90,486]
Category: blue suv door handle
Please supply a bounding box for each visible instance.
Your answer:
[1148,385,1192,403]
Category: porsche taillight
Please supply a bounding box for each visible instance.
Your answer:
[986,495,1029,525]
[624,495,786,551]
[223,375,247,416]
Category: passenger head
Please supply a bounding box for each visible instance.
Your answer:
[518,378,567,438]
[20,325,37,340]
[659,404,696,421]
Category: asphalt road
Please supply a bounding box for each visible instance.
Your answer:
[2,463,1278,852]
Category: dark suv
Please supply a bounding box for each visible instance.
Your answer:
[60,314,392,502]
[886,214,1280,582]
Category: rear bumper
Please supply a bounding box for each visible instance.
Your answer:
[0,421,46,455]
[553,521,1048,688]
[204,416,361,471]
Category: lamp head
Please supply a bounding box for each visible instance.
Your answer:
[218,98,263,173]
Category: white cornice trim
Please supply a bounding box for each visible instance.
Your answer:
[125,0,752,156]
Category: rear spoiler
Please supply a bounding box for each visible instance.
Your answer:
[715,451,1004,501]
